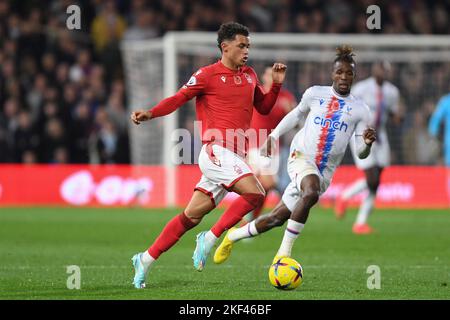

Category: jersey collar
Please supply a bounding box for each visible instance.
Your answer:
[331,86,350,99]
[217,60,243,74]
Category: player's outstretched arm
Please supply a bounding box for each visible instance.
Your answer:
[253,63,287,115]
[129,92,190,125]
[260,107,303,157]
[130,110,152,125]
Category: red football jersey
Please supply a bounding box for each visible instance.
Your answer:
[178,60,280,155]
[250,89,296,147]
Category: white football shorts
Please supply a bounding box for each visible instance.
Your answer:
[281,150,333,212]
[246,147,280,180]
[195,143,253,206]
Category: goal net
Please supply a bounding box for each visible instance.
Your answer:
[121,32,450,206]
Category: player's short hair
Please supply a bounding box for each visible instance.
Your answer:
[217,22,249,52]
[333,45,356,67]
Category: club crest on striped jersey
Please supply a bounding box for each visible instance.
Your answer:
[331,100,340,111]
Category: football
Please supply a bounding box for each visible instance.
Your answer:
[268,257,303,290]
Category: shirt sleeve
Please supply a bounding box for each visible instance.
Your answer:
[149,68,208,118]
[253,73,282,115]
[149,92,190,119]
[270,87,313,139]
[297,86,313,113]
[179,68,209,100]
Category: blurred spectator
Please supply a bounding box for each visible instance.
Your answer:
[91,0,127,53]
[69,102,92,163]
[22,150,38,164]
[41,52,57,85]
[53,147,69,164]
[95,117,129,164]
[91,0,126,82]
[124,10,159,41]
[41,118,67,163]
[26,73,47,122]
[105,93,127,134]
[69,49,93,84]
[13,110,39,162]
[403,110,439,165]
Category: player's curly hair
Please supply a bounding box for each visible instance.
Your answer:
[217,22,249,52]
[334,44,356,65]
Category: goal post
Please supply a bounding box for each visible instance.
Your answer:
[121,32,450,207]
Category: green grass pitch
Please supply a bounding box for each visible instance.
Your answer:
[0,206,449,300]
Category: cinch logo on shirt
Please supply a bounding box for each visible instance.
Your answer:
[313,116,348,132]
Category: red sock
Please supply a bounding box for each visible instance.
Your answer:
[238,197,265,227]
[148,212,196,259]
[252,197,265,220]
[211,193,264,238]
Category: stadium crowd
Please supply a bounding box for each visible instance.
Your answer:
[0,0,448,164]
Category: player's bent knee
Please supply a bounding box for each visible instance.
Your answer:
[242,193,265,209]
[183,211,205,225]
[302,189,320,205]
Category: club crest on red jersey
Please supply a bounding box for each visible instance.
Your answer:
[244,73,252,83]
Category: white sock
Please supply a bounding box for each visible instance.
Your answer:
[141,250,155,273]
[342,178,367,200]
[205,230,218,248]
[228,221,259,242]
[355,192,376,225]
[277,219,304,257]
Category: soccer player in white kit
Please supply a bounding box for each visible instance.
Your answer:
[214,45,377,264]
[334,61,401,234]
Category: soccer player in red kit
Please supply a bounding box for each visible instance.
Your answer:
[130,22,287,288]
